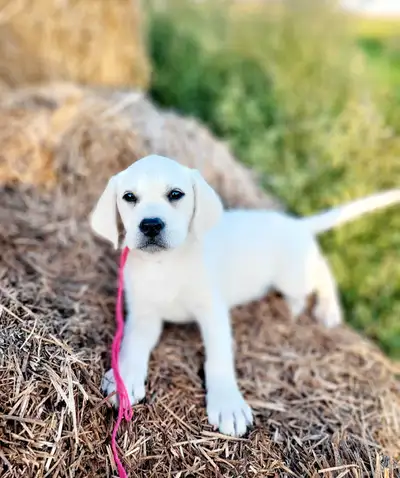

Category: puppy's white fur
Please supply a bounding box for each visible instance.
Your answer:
[91,154,400,437]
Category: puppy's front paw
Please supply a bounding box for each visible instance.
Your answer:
[101,368,146,407]
[206,385,253,437]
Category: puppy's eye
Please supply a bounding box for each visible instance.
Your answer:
[123,192,138,203]
[167,189,185,202]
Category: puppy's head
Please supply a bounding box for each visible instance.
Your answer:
[90,155,223,253]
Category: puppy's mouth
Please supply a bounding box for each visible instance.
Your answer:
[138,239,168,253]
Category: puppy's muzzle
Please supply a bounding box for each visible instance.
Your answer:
[139,217,165,238]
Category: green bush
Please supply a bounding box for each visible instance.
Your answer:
[146,0,400,357]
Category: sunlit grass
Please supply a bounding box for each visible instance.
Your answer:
[355,15,400,40]
[146,0,400,357]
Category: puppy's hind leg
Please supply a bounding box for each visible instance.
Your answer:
[274,238,315,322]
[279,271,310,320]
[314,257,343,328]
[286,296,307,319]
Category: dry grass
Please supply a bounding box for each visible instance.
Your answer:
[0,82,399,477]
[0,0,149,89]
[1,184,399,477]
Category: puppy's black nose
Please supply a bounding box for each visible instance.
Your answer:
[139,217,165,238]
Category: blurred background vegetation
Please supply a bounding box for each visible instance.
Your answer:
[144,0,400,357]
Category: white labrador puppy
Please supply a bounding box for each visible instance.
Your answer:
[91,154,400,437]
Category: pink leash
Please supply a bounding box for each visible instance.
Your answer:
[110,246,132,478]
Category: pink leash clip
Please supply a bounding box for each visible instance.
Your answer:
[110,247,132,478]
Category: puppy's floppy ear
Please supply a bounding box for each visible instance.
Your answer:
[191,169,223,235]
[90,175,119,249]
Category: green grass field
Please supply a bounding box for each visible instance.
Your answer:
[145,0,400,357]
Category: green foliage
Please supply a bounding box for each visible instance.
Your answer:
[146,0,400,357]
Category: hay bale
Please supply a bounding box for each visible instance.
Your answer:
[0,184,399,477]
[0,0,150,89]
[0,108,55,185]
[0,82,399,476]
[0,82,282,211]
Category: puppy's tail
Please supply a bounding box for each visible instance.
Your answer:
[301,189,400,235]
